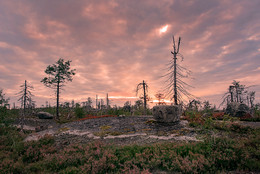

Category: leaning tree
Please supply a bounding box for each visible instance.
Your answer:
[136,80,149,115]
[164,36,193,105]
[41,58,76,120]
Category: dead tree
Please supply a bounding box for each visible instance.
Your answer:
[96,95,98,109]
[17,80,34,130]
[220,81,256,108]
[249,91,255,108]
[229,85,235,102]
[164,36,193,105]
[155,92,166,105]
[0,89,9,107]
[136,80,148,115]
[106,93,110,109]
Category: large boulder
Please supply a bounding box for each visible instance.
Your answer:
[37,112,54,119]
[225,102,250,117]
[152,105,181,123]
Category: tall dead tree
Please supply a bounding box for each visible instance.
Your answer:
[96,95,98,109]
[136,80,148,115]
[17,80,34,130]
[164,36,193,105]
[106,93,110,108]
[248,91,255,108]
[172,36,180,105]
[229,85,234,102]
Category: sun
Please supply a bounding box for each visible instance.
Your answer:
[159,24,169,34]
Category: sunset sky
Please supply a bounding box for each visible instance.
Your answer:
[0,0,259,108]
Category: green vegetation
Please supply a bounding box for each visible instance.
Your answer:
[1,86,260,173]
[0,97,259,173]
[0,125,259,173]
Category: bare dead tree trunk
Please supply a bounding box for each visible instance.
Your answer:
[56,76,60,120]
[143,80,147,115]
[21,80,27,131]
[96,95,98,109]
[136,80,149,115]
[171,36,181,105]
[106,93,109,109]
[173,51,177,105]
[23,80,26,116]
[236,87,239,103]
[229,86,234,102]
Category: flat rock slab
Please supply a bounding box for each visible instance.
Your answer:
[18,116,260,147]
[21,116,199,146]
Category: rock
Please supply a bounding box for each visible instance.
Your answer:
[35,125,48,132]
[225,102,250,117]
[37,112,54,119]
[152,105,181,123]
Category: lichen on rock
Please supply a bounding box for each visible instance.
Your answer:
[152,105,181,123]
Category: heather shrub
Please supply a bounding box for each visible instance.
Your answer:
[202,117,214,129]
[0,124,259,173]
[0,106,7,123]
[229,124,252,134]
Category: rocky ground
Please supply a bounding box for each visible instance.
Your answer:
[13,115,260,147]
[14,116,199,146]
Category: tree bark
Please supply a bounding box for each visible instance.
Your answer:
[229,86,234,102]
[56,77,60,120]
[21,80,27,131]
[174,51,178,105]
[143,80,147,115]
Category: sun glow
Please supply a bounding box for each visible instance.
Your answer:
[108,96,138,99]
[151,99,172,103]
[159,25,169,34]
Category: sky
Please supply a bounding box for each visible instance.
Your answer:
[0,0,260,108]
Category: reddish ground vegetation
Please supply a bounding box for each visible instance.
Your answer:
[212,112,225,119]
[240,113,253,119]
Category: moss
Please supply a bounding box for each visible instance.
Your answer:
[109,131,124,136]
[141,128,152,132]
[100,125,112,131]
[94,130,125,137]
[145,119,157,124]
[58,127,70,133]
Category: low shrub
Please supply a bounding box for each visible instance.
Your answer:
[0,122,259,173]
[75,107,85,118]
